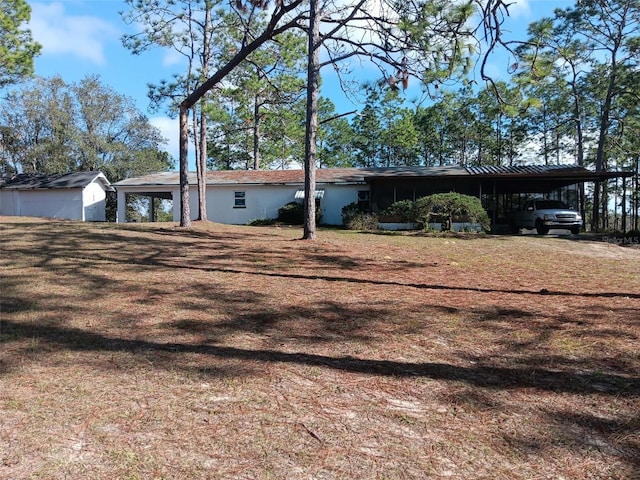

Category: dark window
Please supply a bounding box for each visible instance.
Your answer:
[234,191,246,208]
[357,190,370,210]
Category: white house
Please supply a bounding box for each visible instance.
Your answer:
[113,165,632,230]
[0,171,113,221]
[113,169,370,225]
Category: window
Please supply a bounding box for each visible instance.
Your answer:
[357,190,370,210]
[234,191,246,208]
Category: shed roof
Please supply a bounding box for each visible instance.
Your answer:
[0,171,114,191]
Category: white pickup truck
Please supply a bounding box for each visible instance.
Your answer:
[512,199,582,235]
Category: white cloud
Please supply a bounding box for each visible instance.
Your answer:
[150,116,180,161]
[29,2,119,65]
[507,0,532,19]
[162,49,185,68]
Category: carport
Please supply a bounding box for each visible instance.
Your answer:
[363,165,632,232]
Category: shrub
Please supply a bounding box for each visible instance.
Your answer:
[248,218,276,226]
[341,202,378,230]
[381,200,416,223]
[278,202,304,224]
[341,202,362,224]
[415,193,490,232]
[345,212,379,231]
[277,201,322,225]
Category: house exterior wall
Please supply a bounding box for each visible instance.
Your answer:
[205,185,297,224]
[1,178,109,221]
[319,184,364,225]
[0,191,19,216]
[202,183,364,225]
[115,183,366,225]
[6,189,83,220]
[82,181,108,221]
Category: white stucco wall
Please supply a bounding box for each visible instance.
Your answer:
[82,181,108,221]
[0,191,18,216]
[320,185,364,225]
[205,185,298,224]
[116,183,368,226]
[204,183,365,225]
[1,178,109,221]
[8,190,83,220]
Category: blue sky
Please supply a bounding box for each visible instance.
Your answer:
[24,0,574,167]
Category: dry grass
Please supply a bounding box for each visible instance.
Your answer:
[1,217,639,479]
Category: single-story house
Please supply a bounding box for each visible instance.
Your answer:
[114,168,368,225]
[113,165,631,230]
[0,171,114,221]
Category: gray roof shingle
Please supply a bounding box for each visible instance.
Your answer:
[0,171,113,191]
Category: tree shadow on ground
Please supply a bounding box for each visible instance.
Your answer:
[3,221,639,299]
[1,319,639,397]
[3,220,639,476]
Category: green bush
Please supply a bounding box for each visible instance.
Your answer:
[277,201,322,225]
[341,202,362,224]
[415,193,490,231]
[248,218,276,226]
[381,200,416,223]
[277,202,304,224]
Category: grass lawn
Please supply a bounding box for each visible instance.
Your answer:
[1,217,639,479]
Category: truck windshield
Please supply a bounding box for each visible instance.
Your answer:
[535,200,569,209]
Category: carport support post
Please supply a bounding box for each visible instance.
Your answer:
[148,195,156,222]
[116,189,127,223]
[492,180,497,232]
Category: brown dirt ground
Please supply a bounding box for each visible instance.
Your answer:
[1,217,639,479]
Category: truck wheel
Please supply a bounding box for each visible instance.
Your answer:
[535,219,549,235]
[570,226,580,235]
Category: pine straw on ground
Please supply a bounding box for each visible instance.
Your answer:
[1,217,639,479]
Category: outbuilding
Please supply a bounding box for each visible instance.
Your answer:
[0,171,114,221]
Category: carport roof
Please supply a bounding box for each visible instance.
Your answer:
[465,164,631,181]
[114,165,630,188]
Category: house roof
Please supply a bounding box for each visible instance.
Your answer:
[113,164,630,188]
[0,171,114,191]
[114,168,370,187]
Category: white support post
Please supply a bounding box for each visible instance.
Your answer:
[116,189,126,223]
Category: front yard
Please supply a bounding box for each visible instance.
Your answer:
[1,218,639,479]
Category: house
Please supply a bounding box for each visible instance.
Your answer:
[0,171,114,221]
[113,165,630,230]
[114,169,370,225]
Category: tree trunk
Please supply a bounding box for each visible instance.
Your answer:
[179,106,191,228]
[620,177,627,232]
[303,0,320,240]
[571,78,587,229]
[632,155,640,232]
[253,94,261,170]
[592,66,617,231]
[199,107,208,220]
[192,107,205,221]
[197,4,211,221]
[177,0,305,226]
